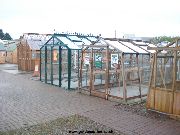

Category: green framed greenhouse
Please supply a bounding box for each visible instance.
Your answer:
[40,33,99,90]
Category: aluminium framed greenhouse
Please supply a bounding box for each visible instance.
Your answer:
[40,33,99,90]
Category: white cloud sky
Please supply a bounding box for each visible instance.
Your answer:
[0,0,180,39]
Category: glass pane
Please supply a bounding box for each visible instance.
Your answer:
[176,52,180,91]
[81,51,90,89]
[40,47,45,82]
[61,49,68,88]
[52,46,59,86]
[156,55,173,89]
[46,46,51,84]
[70,50,80,89]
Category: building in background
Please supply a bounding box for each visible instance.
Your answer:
[0,42,6,64]
[5,40,19,64]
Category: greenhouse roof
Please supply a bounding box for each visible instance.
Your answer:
[119,41,149,54]
[58,36,80,49]
[44,34,99,49]
[104,40,135,53]
[131,41,158,53]
[104,39,149,54]
[132,41,148,46]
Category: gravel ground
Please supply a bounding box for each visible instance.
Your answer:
[114,101,172,121]
[0,115,124,135]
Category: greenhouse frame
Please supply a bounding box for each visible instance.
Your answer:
[78,38,154,101]
[40,33,99,90]
[146,39,180,117]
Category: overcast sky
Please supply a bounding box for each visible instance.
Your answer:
[1,0,180,39]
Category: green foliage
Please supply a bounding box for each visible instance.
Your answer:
[151,36,180,44]
[0,29,4,39]
[3,33,12,40]
[0,29,12,40]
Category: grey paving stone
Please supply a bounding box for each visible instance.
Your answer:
[0,64,180,135]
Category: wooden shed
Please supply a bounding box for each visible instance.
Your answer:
[79,38,153,101]
[146,39,180,118]
[17,33,51,72]
[0,42,6,64]
[5,41,19,64]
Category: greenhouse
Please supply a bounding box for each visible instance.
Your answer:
[79,38,152,101]
[40,33,99,90]
[146,39,180,117]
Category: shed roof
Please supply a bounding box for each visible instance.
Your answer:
[27,39,47,50]
[22,33,52,50]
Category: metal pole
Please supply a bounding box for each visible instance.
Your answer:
[59,46,62,87]
[40,47,42,81]
[45,46,47,83]
[68,49,72,90]
[51,46,53,85]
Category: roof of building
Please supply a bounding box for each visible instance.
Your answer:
[22,33,52,50]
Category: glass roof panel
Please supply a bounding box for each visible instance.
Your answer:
[58,37,80,49]
[87,37,98,42]
[133,41,147,46]
[146,43,156,53]
[119,41,149,54]
[80,38,92,45]
[105,40,135,53]
[67,36,82,42]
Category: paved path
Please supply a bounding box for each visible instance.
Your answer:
[0,64,180,135]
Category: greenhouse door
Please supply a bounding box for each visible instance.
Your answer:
[90,72,107,99]
[89,53,108,99]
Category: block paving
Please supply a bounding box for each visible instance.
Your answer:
[0,64,180,135]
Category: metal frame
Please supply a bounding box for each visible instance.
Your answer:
[40,33,98,90]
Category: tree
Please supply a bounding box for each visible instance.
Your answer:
[151,36,179,44]
[0,29,4,39]
[0,29,12,40]
[3,33,12,40]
